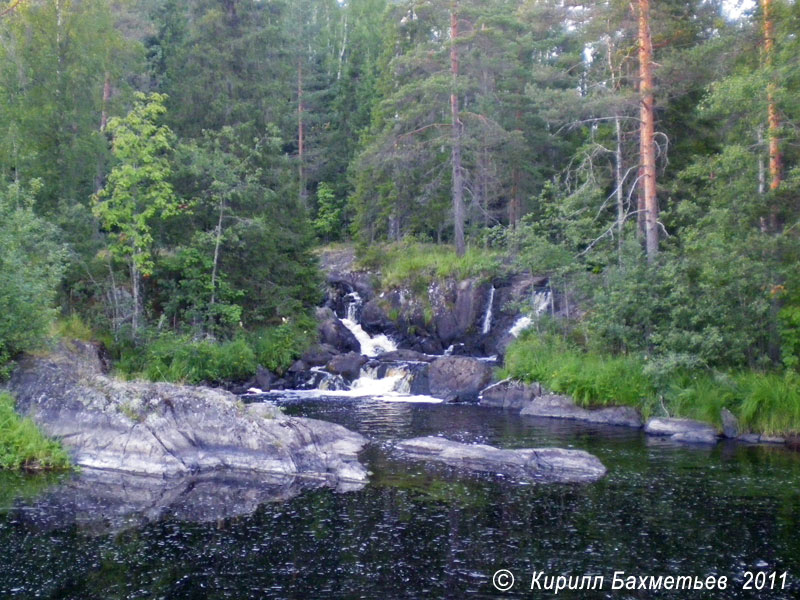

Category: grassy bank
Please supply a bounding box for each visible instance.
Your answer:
[0,393,71,471]
[504,333,800,437]
[357,242,505,293]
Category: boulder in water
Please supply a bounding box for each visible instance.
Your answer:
[644,417,718,444]
[520,394,643,428]
[394,436,607,483]
[480,379,545,409]
[325,352,369,381]
[428,356,493,402]
[8,341,369,484]
[720,408,739,439]
[317,307,361,354]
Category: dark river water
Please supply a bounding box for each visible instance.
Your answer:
[1,395,799,599]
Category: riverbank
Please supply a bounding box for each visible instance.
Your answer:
[0,393,70,471]
[503,333,800,439]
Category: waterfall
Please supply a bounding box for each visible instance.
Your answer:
[509,316,532,338]
[532,288,552,316]
[508,286,553,338]
[481,286,495,334]
[340,290,397,357]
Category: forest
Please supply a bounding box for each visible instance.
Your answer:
[1,0,800,433]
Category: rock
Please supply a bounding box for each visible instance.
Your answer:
[434,311,460,346]
[520,395,643,428]
[255,366,274,390]
[8,342,369,484]
[644,417,718,444]
[317,309,361,354]
[325,352,369,381]
[720,408,739,439]
[480,379,544,409]
[301,344,339,367]
[360,299,395,336]
[394,436,607,483]
[288,359,308,373]
[758,435,786,445]
[428,356,493,402]
[736,433,785,445]
[376,349,435,363]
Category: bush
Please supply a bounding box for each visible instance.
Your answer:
[117,334,257,384]
[249,315,317,374]
[0,393,71,471]
[0,182,65,377]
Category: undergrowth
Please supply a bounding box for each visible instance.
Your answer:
[0,393,71,471]
[504,332,800,435]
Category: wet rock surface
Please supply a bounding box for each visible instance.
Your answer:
[8,342,369,483]
[394,436,607,483]
[520,394,643,428]
[428,356,493,402]
[480,379,545,409]
[644,417,718,444]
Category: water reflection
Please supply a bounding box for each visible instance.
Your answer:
[1,397,800,599]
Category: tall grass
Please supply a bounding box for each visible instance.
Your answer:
[358,242,504,293]
[115,316,317,383]
[505,333,655,411]
[505,334,800,435]
[0,393,71,471]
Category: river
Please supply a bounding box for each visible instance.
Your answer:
[1,392,799,599]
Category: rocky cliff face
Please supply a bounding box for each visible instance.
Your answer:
[322,270,550,359]
[8,341,368,487]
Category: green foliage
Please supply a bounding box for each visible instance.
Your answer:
[117,334,257,384]
[93,92,179,276]
[248,316,317,375]
[0,393,71,471]
[505,334,800,435]
[0,182,65,376]
[115,314,317,382]
[53,315,95,343]
[505,333,655,411]
[313,183,344,241]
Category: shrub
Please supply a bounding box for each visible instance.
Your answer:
[0,182,65,378]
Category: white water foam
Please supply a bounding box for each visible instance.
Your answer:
[509,316,532,337]
[341,317,397,357]
[254,387,443,404]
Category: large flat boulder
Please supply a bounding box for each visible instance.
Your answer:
[9,341,369,485]
[394,436,607,483]
[644,417,718,444]
[428,356,493,402]
[520,394,643,428]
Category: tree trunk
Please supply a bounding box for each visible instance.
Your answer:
[615,115,625,257]
[130,259,141,338]
[450,3,465,257]
[95,71,111,193]
[762,0,782,229]
[210,197,225,308]
[638,0,658,261]
[297,61,307,205]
